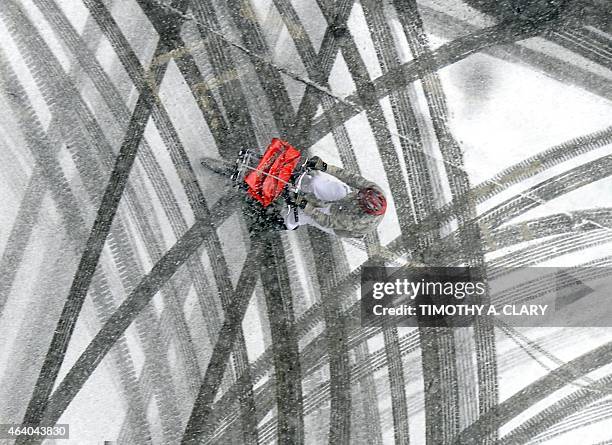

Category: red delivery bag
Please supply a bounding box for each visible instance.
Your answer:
[244,138,301,207]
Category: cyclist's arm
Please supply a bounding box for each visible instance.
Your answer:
[325,164,377,190]
[303,203,335,228]
[303,194,328,208]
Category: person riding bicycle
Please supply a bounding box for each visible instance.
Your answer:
[282,156,387,238]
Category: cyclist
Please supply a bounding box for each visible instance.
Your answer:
[283,156,387,238]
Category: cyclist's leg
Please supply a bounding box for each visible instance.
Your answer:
[306,171,350,201]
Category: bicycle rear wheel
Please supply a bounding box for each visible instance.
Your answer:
[200,157,235,177]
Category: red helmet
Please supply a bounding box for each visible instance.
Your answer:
[358,187,387,216]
